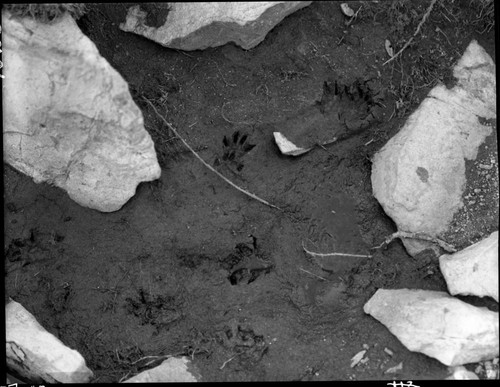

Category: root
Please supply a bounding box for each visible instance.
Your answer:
[373,231,457,253]
[144,98,283,212]
[383,0,438,66]
[302,241,372,259]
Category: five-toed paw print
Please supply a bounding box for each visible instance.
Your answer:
[322,78,384,135]
[214,130,256,172]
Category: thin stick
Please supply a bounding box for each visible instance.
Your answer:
[220,354,238,370]
[373,230,457,253]
[144,98,283,211]
[383,0,438,66]
[130,354,171,365]
[345,5,363,27]
[302,241,372,258]
[118,372,131,383]
[299,267,327,281]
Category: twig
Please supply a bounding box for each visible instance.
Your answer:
[220,354,239,370]
[299,267,327,281]
[144,98,283,211]
[383,0,438,66]
[435,26,451,46]
[118,372,131,383]
[302,241,372,258]
[129,354,172,365]
[345,5,363,27]
[372,230,457,253]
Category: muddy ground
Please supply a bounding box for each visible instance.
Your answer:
[3,1,498,382]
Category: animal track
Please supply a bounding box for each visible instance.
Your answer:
[270,77,385,151]
[219,238,273,285]
[320,78,384,134]
[214,130,256,172]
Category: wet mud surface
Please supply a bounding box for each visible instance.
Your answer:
[3,1,497,382]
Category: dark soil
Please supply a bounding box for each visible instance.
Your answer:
[3,1,497,382]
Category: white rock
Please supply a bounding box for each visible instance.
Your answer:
[446,366,479,380]
[384,361,403,374]
[350,350,367,368]
[340,3,355,17]
[2,11,161,212]
[371,40,495,256]
[439,231,498,302]
[273,132,311,156]
[123,357,198,383]
[484,358,499,379]
[6,300,93,383]
[120,2,312,51]
[363,289,499,366]
[453,40,496,115]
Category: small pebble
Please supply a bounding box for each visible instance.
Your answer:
[474,188,481,193]
[384,362,403,374]
[384,347,394,356]
[446,366,479,380]
[479,164,493,170]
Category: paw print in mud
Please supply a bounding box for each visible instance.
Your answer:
[214,130,256,172]
[273,77,386,153]
[219,238,274,285]
[322,78,385,134]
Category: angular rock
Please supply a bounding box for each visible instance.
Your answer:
[273,132,311,156]
[371,40,496,256]
[446,366,479,380]
[119,2,312,51]
[123,357,198,383]
[439,231,498,302]
[2,11,161,212]
[363,288,499,367]
[6,300,93,383]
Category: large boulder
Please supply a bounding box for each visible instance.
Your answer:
[2,11,161,212]
[371,40,496,256]
[119,2,312,51]
[364,288,499,367]
[439,231,498,302]
[6,300,93,383]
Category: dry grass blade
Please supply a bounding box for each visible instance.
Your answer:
[220,354,240,369]
[129,354,172,365]
[299,267,327,281]
[302,241,372,258]
[144,98,283,212]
